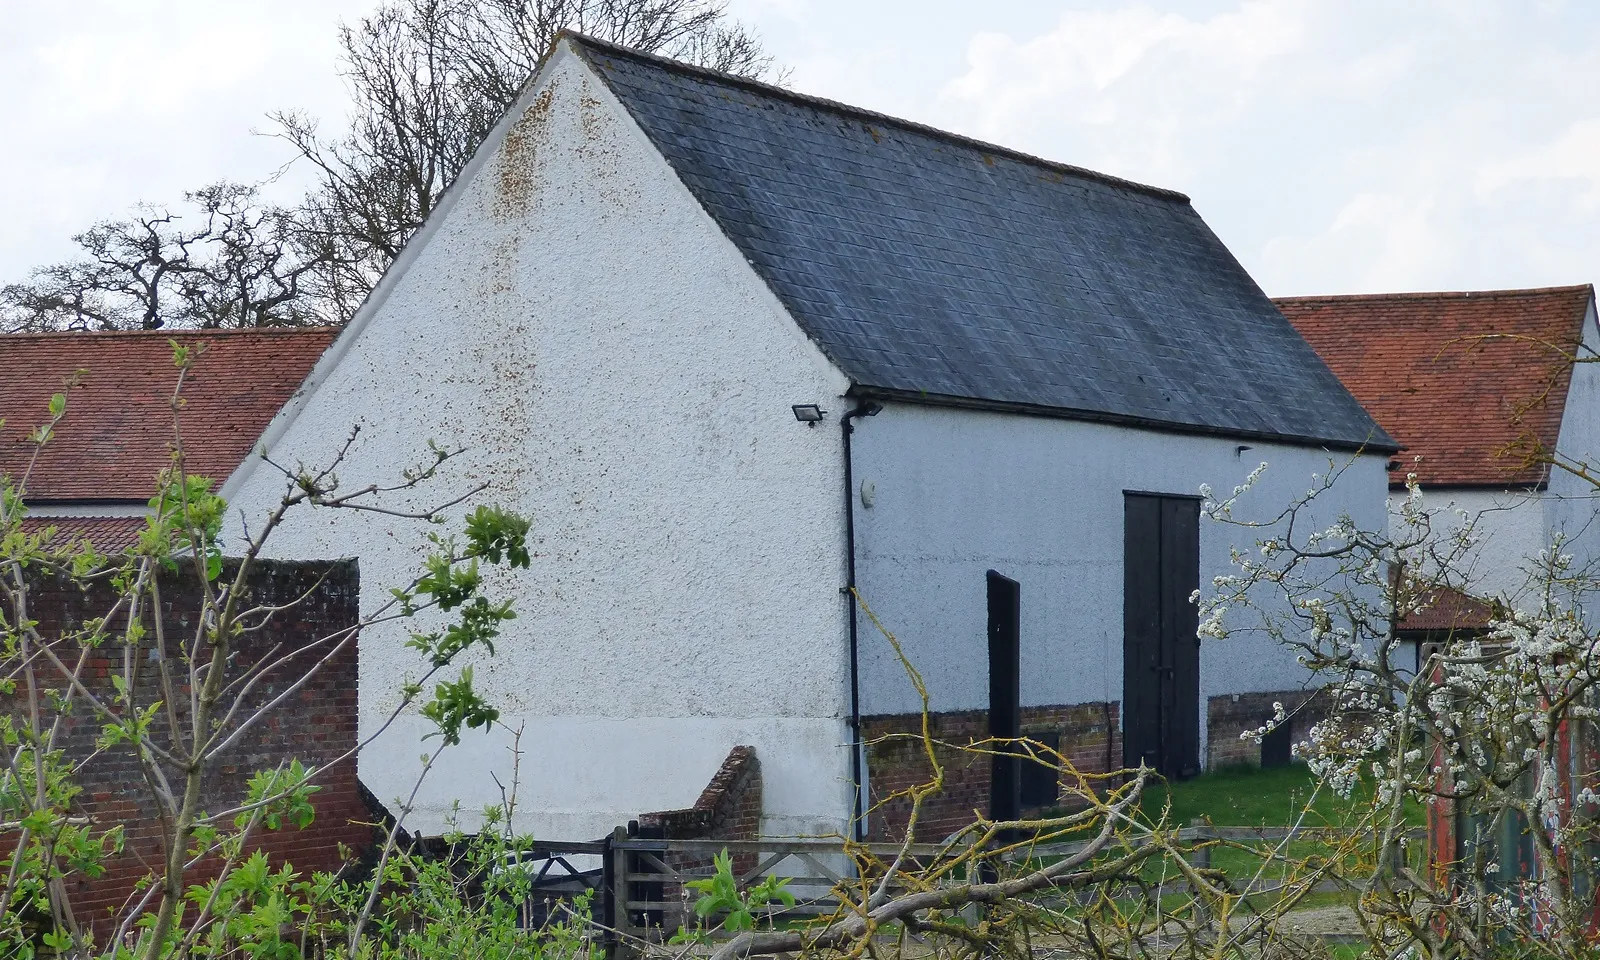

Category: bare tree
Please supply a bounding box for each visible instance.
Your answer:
[3,2,773,333]
[272,0,775,314]
[0,182,343,332]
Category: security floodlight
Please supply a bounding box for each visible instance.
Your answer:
[792,403,826,424]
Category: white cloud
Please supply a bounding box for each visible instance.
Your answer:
[6,0,1600,298]
[936,0,1600,295]
[1478,117,1600,213]
[0,0,369,281]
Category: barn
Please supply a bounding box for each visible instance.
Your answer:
[220,34,1394,841]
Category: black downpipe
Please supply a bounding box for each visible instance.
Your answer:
[841,400,881,841]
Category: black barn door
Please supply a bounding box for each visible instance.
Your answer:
[987,571,1021,823]
[1122,494,1201,778]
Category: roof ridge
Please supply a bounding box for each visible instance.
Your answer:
[1274,284,1595,304]
[0,327,340,341]
[561,31,1192,205]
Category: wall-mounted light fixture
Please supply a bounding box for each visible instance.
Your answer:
[792,403,826,426]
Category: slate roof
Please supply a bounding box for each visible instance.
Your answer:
[1276,286,1595,488]
[0,329,335,502]
[570,35,1394,452]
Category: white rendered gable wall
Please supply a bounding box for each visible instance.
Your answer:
[1388,487,1547,605]
[223,47,855,839]
[1545,298,1600,582]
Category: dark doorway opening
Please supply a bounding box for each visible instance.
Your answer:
[1261,721,1293,768]
[987,570,1021,823]
[1019,730,1060,808]
[1122,494,1201,779]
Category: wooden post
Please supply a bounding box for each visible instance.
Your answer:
[608,826,632,960]
[1189,819,1212,927]
[1189,819,1212,871]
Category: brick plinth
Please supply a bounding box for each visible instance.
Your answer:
[861,702,1121,843]
[1206,689,1329,768]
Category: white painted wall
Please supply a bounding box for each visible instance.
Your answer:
[849,403,1390,763]
[1546,298,1600,587]
[1386,487,1548,605]
[224,46,855,840]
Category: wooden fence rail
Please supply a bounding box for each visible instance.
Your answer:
[579,822,1428,947]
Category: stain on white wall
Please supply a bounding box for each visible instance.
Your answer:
[225,48,855,839]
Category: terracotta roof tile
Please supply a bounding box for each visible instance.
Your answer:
[1275,286,1595,488]
[18,516,147,552]
[0,329,334,502]
[1399,582,1497,633]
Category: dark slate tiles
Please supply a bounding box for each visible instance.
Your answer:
[572,38,1393,451]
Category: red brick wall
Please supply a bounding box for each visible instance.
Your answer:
[633,746,762,931]
[638,745,762,842]
[3,559,375,941]
[1206,689,1329,768]
[861,702,1121,843]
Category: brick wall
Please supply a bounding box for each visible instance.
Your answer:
[632,746,762,931]
[861,702,1121,843]
[2,559,375,941]
[1206,689,1329,768]
[638,745,763,843]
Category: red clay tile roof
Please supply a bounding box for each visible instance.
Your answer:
[19,516,147,552]
[1399,582,1497,634]
[1275,286,1595,488]
[0,329,335,502]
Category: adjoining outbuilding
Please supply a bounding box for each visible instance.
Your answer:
[218,34,1395,841]
[1279,284,1600,628]
[0,328,334,547]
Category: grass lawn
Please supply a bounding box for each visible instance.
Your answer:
[1140,762,1425,829]
[1122,763,1427,905]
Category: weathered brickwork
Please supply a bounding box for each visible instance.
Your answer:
[3,559,375,939]
[861,702,1121,843]
[639,745,762,843]
[634,746,763,931]
[1206,689,1329,768]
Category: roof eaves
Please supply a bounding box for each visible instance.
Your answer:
[852,384,1403,455]
[20,498,150,508]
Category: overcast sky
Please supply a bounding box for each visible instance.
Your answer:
[3,0,1598,296]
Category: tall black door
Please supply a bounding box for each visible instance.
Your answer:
[1122,494,1201,779]
[987,571,1021,823]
